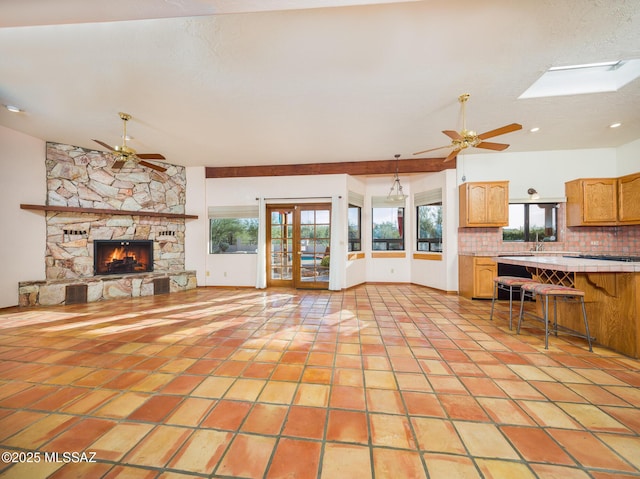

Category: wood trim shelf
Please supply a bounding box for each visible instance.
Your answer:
[20,204,198,220]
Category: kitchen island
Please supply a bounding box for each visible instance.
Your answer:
[495,255,640,358]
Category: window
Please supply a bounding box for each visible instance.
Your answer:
[209,206,259,254]
[503,203,559,242]
[415,188,443,253]
[372,206,404,251]
[348,204,361,252]
[417,204,442,252]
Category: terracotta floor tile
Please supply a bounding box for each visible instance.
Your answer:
[597,433,640,470]
[258,380,298,404]
[477,397,536,426]
[168,429,232,474]
[333,368,364,387]
[423,452,481,479]
[530,380,587,402]
[364,370,397,389]
[103,465,158,479]
[602,406,640,434]
[130,373,176,393]
[44,417,116,452]
[160,375,204,395]
[428,375,468,394]
[335,354,363,369]
[271,364,304,381]
[475,458,537,479]
[0,384,58,408]
[184,358,222,375]
[330,385,366,410]
[282,406,326,439]
[529,464,592,479]
[73,368,122,387]
[103,371,148,390]
[395,372,433,392]
[411,417,466,454]
[402,391,446,417]
[301,366,332,384]
[549,428,637,472]
[366,389,406,414]
[216,433,276,478]
[500,425,576,465]
[453,421,520,460]
[89,422,154,461]
[4,413,79,448]
[559,403,631,433]
[370,413,416,449]
[495,379,546,400]
[29,386,88,412]
[128,395,182,422]
[48,462,113,478]
[373,448,426,479]
[190,376,234,398]
[241,362,276,379]
[294,383,330,407]
[326,409,369,444]
[165,397,215,427]
[320,443,372,479]
[201,399,252,430]
[569,383,633,406]
[125,425,192,468]
[0,410,47,442]
[266,438,322,479]
[94,392,150,419]
[439,394,489,421]
[518,400,583,429]
[241,403,288,435]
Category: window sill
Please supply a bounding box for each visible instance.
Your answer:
[413,253,443,261]
[371,252,406,258]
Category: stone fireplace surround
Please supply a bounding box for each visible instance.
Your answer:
[18,142,196,307]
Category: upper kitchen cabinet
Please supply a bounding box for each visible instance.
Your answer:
[618,172,640,224]
[459,181,509,227]
[566,173,640,226]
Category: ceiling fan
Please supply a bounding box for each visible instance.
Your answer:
[93,112,167,172]
[413,93,522,162]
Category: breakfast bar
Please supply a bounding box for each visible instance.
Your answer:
[495,255,640,358]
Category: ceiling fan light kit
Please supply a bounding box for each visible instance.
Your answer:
[387,154,407,203]
[92,112,168,173]
[413,93,522,162]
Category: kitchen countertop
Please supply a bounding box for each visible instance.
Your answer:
[494,255,640,273]
[461,251,580,257]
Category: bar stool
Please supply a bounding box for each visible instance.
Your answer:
[517,282,593,351]
[490,276,539,330]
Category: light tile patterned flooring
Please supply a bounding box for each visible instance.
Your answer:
[0,284,639,478]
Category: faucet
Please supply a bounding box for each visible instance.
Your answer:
[532,233,544,252]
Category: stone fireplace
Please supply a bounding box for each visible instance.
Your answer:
[18,142,197,306]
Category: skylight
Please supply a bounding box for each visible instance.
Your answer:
[519,59,640,98]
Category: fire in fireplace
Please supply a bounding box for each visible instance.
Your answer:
[94,240,154,275]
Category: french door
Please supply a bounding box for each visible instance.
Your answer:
[267,203,331,289]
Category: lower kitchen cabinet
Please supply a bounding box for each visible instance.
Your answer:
[458,255,497,299]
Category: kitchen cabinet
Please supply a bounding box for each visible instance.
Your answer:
[566,173,640,226]
[459,181,509,227]
[618,172,640,224]
[459,255,497,299]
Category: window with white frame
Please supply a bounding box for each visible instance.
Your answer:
[209,206,259,254]
[371,196,405,251]
[415,188,443,253]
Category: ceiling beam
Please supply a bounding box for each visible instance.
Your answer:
[205,157,455,178]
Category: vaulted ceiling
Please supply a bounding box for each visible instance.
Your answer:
[1,0,639,169]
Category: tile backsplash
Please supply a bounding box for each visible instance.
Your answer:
[458,204,640,255]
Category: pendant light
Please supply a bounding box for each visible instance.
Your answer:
[387,154,407,203]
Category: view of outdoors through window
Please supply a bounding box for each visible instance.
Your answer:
[348,205,361,252]
[210,218,259,253]
[503,203,558,242]
[417,204,443,252]
[372,207,404,250]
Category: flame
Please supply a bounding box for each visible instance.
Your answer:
[109,247,135,262]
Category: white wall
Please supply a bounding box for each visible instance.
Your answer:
[0,126,46,308]
[617,139,640,176]
[456,148,618,199]
[185,166,207,286]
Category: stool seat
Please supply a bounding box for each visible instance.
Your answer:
[490,276,540,330]
[518,282,592,351]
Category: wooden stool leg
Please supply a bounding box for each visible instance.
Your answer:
[543,294,550,350]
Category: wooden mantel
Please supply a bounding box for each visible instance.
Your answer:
[20,204,198,220]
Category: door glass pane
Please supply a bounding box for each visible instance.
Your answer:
[300,210,314,224]
[270,211,292,281]
[316,210,330,224]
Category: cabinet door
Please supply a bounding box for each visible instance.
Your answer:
[466,184,488,225]
[486,183,508,225]
[474,257,497,298]
[618,173,640,224]
[582,179,617,224]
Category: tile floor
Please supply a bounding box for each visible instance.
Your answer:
[0,284,639,478]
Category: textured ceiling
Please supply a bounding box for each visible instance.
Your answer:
[0,0,639,169]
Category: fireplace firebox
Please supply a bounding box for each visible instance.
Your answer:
[94,240,154,275]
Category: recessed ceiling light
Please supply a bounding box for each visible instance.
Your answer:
[609,122,622,128]
[5,105,22,113]
[530,127,540,133]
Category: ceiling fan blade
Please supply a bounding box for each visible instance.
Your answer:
[443,149,459,162]
[93,139,116,151]
[137,153,166,160]
[477,123,522,140]
[139,160,167,172]
[475,141,510,151]
[443,130,463,140]
[111,160,126,169]
[413,145,451,155]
